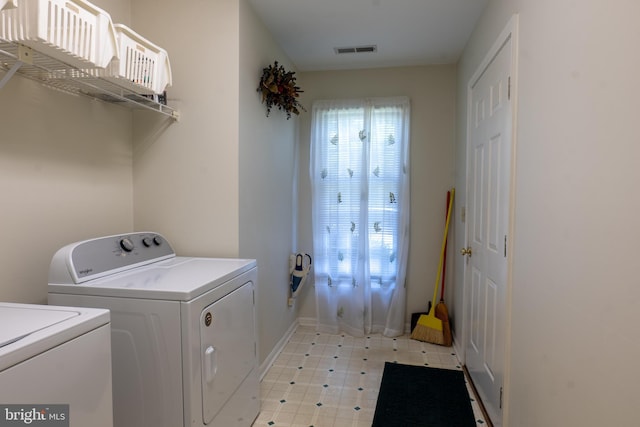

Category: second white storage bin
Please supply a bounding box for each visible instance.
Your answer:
[98,24,172,95]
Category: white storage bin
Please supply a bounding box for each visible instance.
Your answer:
[99,23,171,95]
[0,0,117,69]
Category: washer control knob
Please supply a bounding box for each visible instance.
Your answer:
[153,236,163,246]
[120,238,135,252]
[142,237,152,247]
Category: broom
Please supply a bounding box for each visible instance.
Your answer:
[435,190,453,347]
[410,188,455,345]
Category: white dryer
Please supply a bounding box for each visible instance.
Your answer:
[47,232,260,427]
[0,302,113,427]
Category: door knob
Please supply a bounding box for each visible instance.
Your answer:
[460,247,472,257]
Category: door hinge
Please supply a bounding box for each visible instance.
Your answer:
[507,76,511,100]
[504,235,507,258]
[500,386,503,409]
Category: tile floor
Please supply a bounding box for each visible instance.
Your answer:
[252,324,488,427]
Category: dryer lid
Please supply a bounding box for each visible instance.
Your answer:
[48,257,256,301]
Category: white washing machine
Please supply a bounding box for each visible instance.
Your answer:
[47,232,260,427]
[0,302,113,427]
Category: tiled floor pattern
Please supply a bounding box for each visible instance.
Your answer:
[253,325,487,427]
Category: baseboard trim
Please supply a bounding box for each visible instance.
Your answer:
[452,329,464,363]
[462,364,494,427]
[259,319,299,381]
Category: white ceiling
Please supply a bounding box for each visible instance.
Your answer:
[248,0,488,71]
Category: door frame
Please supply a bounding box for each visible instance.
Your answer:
[460,14,519,426]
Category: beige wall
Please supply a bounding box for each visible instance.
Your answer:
[456,0,640,425]
[95,0,130,25]
[239,0,299,365]
[0,0,134,303]
[295,66,458,326]
[131,0,241,257]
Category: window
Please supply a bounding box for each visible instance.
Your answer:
[310,97,410,336]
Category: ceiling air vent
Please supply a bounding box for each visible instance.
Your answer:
[334,45,378,54]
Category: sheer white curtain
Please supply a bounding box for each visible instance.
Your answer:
[309,97,410,337]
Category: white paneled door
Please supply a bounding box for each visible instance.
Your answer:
[463,17,517,427]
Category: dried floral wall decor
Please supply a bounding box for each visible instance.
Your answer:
[257,61,305,119]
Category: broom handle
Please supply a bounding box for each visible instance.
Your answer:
[441,190,451,301]
[431,188,455,313]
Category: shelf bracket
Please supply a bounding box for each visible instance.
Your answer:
[0,44,33,90]
[0,61,22,89]
[0,0,18,11]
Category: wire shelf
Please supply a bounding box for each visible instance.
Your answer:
[0,39,178,119]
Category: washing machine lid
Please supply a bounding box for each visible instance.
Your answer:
[0,303,110,371]
[48,257,256,301]
[0,305,78,348]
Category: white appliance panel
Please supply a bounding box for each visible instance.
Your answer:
[48,294,184,427]
[181,268,260,427]
[200,282,255,424]
[0,326,113,427]
[0,303,112,427]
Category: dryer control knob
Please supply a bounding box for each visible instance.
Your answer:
[120,238,135,252]
[142,237,152,247]
[153,236,163,246]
